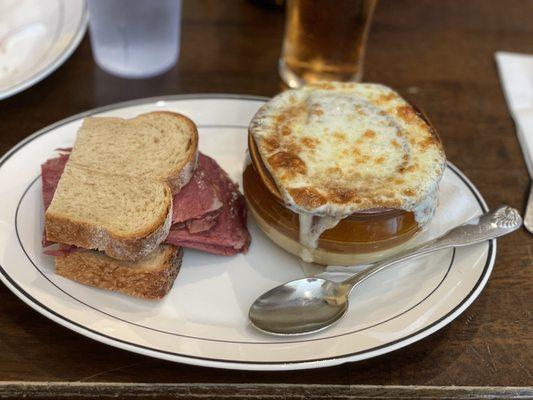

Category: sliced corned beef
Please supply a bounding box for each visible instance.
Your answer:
[175,211,220,234]
[165,154,250,255]
[43,244,79,257]
[171,158,223,231]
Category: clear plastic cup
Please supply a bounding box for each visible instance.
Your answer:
[87,0,181,79]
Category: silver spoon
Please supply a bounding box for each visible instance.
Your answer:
[249,205,522,336]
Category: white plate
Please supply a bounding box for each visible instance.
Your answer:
[0,95,495,371]
[0,0,87,100]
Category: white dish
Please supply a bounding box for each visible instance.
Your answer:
[0,0,87,100]
[0,95,495,371]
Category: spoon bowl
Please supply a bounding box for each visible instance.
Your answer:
[249,278,351,335]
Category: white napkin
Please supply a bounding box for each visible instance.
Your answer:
[298,167,483,279]
[495,51,533,177]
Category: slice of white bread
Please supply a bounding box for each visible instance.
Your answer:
[55,245,182,300]
[45,163,172,261]
[45,111,199,261]
[69,111,199,193]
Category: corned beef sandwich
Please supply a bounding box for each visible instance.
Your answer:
[42,112,250,299]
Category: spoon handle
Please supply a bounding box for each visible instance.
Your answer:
[342,205,522,289]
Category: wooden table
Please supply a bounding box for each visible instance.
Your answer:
[0,1,531,398]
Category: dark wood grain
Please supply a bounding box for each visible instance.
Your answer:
[0,0,531,394]
[0,383,532,400]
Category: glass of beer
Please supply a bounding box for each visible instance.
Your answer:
[279,0,377,88]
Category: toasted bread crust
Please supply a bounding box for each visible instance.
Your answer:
[55,245,182,299]
[137,111,199,193]
[168,148,198,194]
[45,198,172,261]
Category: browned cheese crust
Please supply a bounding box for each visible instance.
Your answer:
[249,82,446,222]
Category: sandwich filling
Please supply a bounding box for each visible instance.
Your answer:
[42,151,250,257]
[249,82,446,262]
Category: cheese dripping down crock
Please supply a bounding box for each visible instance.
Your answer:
[248,82,446,263]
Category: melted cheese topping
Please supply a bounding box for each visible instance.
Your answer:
[249,82,446,223]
